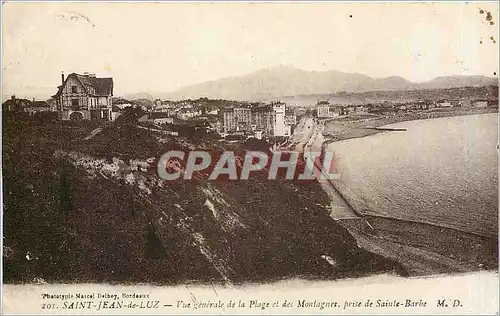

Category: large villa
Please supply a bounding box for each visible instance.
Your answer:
[53,72,114,121]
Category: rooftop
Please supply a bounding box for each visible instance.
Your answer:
[54,73,113,97]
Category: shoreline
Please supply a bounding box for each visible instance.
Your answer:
[322,107,498,145]
[293,111,498,277]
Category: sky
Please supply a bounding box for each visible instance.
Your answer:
[2,2,499,99]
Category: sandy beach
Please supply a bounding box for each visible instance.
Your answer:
[291,108,498,277]
[322,107,498,144]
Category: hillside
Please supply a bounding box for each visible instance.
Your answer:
[164,65,498,101]
[2,113,404,284]
[275,85,499,106]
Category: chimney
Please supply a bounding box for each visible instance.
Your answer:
[33,98,35,102]
[11,95,15,100]
[61,72,65,84]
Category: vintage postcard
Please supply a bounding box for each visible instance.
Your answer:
[1,1,498,315]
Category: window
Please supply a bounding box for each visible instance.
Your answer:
[71,99,79,107]
[71,86,77,93]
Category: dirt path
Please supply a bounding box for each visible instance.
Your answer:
[83,127,103,140]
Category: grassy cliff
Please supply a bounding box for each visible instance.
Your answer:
[3,113,405,284]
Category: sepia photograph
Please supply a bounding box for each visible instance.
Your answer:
[1,1,499,314]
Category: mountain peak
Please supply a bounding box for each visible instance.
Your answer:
[163,68,497,101]
[254,64,302,74]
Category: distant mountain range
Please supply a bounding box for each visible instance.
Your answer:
[157,65,497,101]
[271,85,499,107]
[5,66,497,103]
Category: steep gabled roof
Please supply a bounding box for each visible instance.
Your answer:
[54,73,113,97]
[75,74,113,96]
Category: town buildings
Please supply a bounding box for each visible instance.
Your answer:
[25,101,51,114]
[222,107,252,133]
[252,105,274,135]
[437,101,453,108]
[472,100,488,108]
[206,108,219,116]
[272,102,290,136]
[316,104,330,118]
[221,101,294,137]
[53,72,114,121]
[148,112,175,125]
[284,112,297,126]
[355,105,368,114]
[2,96,32,112]
[316,101,341,118]
[177,108,202,120]
[2,96,55,114]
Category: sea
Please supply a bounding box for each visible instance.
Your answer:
[327,113,498,237]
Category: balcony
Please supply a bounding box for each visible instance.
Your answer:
[70,105,88,111]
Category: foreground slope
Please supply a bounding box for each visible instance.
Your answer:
[3,113,404,284]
